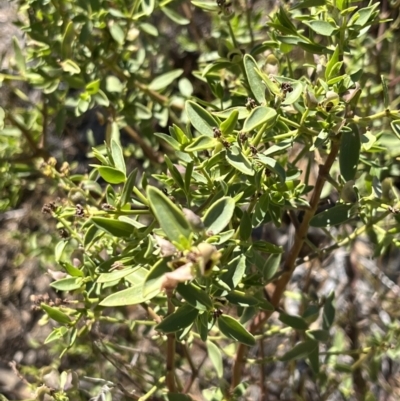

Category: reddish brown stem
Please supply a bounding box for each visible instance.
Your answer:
[231,140,340,390]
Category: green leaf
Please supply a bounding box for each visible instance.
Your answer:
[390,120,400,141]
[155,304,199,333]
[60,59,81,74]
[218,254,246,290]
[243,54,266,104]
[186,100,219,137]
[100,268,156,306]
[177,282,213,311]
[214,107,250,120]
[106,76,124,93]
[97,267,139,283]
[139,22,158,36]
[111,139,126,174]
[120,169,138,206]
[91,217,133,237]
[325,45,340,82]
[263,253,281,282]
[310,203,354,227]
[239,211,252,241]
[109,23,125,45]
[308,345,320,374]
[41,304,71,325]
[147,186,192,243]
[142,0,155,15]
[84,224,99,247]
[191,0,219,12]
[155,132,181,150]
[55,240,67,262]
[225,291,259,307]
[95,166,125,184]
[62,262,84,277]
[218,315,255,346]
[354,5,378,26]
[142,259,171,298]
[243,106,277,132]
[280,340,318,362]
[291,0,326,9]
[252,241,283,254]
[185,135,218,152]
[220,109,239,136]
[12,37,26,74]
[307,20,337,36]
[179,78,193,97]
[226,146,254,176]
[51,277,82,291]
[149,69,184,91]
[262,139,293,156]
[323,291,335,330]
[161,7,190,25]
[306,329,330,342]
[257,155,286,182]
[165,156,185,190]
[86,79,100,95]
[279,312,309,330]
[44,327,68,344]
[61,22,75,59]
[207,341,223,378]
[282,81,304,105]
[203,196,235,235]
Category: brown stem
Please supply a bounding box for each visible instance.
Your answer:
[7,113,49,158]
[182,345,205,394]
[231,140,340,390]
[123,125,164,164]
[259,336,267,399]
[166,292,176,392]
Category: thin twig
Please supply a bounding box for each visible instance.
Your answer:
[166,291,176,392]
[123,125,164,164]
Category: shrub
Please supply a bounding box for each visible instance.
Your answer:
[2,0,400,400]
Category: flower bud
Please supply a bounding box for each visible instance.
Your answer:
[262,53,279,75]
[340,180,358,203]
[183,208,204,231]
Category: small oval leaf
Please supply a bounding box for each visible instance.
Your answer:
[243,106,277,132]
[206,341,223,378]
[203,196,235,235]
[186,100,219,137]
[340,126,361,181]
[41,304,71,325]
[97,166,126,184]
[176,282,213,311]
[147,186,192,243]
[280,340,318,362]
[155,304,199,333]
[149,69,184,91]
[218,315,255,346]
[244,54,266,104]
[310,203,355,227]
[185,136,218,152]
[91,217,133,237]
[226,146,254,176]
[279,312,309,330]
